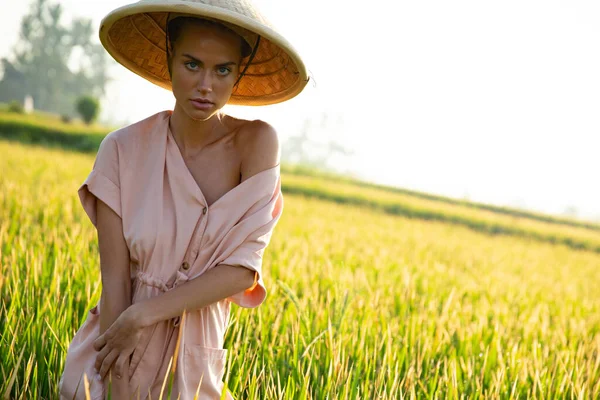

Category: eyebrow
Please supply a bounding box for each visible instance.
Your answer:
[182,53,237,66]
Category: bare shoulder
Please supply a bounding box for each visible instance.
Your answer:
[233,118,281,182]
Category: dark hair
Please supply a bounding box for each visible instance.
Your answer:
[165,16,260,89]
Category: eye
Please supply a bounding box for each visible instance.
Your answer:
[185,61,199,70]
[217,66,231,76]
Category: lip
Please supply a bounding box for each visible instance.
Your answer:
[190,98,214,110]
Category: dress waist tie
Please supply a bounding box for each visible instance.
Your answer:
[135,270,190,327]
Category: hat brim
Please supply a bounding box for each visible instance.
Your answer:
[99,0,309,105]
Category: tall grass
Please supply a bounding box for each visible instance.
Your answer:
[0,110,108,154]
[282,163,600,232]
[283,174,600,254]
[1,140,600,399]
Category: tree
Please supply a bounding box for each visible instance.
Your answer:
[76,96,100,124]
[0,0,111,116]
[0,59,26,104]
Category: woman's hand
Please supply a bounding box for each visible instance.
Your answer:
[93,305,144,380]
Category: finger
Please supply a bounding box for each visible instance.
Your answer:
[99,348,119,379]
[94,344,112,372]
[114,354,130,380]
[93,334,106,351]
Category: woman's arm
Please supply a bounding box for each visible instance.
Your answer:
[96,198,132,398]
[131,264,256,327]
[93,263,255,381]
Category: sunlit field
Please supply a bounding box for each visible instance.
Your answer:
[1,140,599,399]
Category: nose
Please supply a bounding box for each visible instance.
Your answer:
[196,70,213,94]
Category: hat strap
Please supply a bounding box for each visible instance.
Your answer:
[166,12,173,78]
[234,35,261,89]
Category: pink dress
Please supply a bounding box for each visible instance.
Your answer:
[59,110,284,399]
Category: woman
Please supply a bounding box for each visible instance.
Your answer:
[59,0,307,399]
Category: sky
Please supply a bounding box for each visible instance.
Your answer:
[1,0,600,221]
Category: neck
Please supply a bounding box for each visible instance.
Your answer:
[169,103,225,157]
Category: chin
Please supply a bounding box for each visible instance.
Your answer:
[185,106,219,121]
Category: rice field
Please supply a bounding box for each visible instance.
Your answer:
[1,139,600,399]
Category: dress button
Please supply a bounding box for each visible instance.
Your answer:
[181,261,190,270]
[202,207,207,215]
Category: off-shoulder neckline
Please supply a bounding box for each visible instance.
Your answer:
[166,122,280,211]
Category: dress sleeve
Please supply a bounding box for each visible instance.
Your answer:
[78,134,121,227]
[223,190,284,309]
[222,232,272,308]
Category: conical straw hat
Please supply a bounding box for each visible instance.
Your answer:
[99,0,309,105]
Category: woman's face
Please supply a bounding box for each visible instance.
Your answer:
[170,22,244,121]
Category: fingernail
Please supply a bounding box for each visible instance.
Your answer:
[95,373,102,381]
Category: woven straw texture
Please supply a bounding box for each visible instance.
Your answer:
[100,0,308,105]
